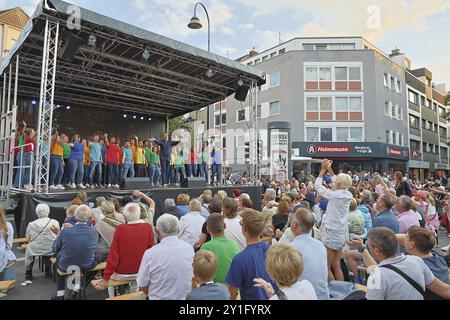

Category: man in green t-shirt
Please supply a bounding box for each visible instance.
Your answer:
[201,213,241,284]
[143,140,152,177]
[149,145,161,186]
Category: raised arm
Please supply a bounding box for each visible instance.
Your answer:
[104,133,109,146]
[138,191,155,209]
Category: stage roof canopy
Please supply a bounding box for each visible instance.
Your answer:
[0,0,265,118]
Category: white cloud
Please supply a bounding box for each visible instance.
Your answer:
[215,45,236,58]
[132,0,233,38]
[238,23,254,30]
[239,0,450,41]
[220,26,235,35]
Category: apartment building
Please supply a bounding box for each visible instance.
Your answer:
[223,37,411,176]
[0,7,29,60]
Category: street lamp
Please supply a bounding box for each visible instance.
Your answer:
[188,2,211,52]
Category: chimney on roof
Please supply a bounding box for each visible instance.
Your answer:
[249,50,258,57]
[390,48,401,57]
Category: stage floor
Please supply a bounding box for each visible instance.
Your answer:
[10,185,263,236]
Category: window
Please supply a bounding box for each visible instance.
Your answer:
[254,58,261,64]
[319,67,331,81]
[306,127,319,141]
[215,112,226,126]
[349,67,361,81]
[279,48,286,54]
[439,106,445,117]
[390,77,395,91]
[410,140,420,150]
[215,114,221,126]
[440,126,447,138]
[306,97,319,111]
[349,97,362,111]
[386,130,392,144]
[384,73,389,87]
[421,96,426,106]
[303,44,315,51]
[342,43,356,50]
[408,90,418,104]
[399,134,404,146]
[336,128,349,141]
[336,67,348,81]
[391,104,396,118]
[316,44,327,50]
[257,105,261,118]
[269,72,280,87]
[385,101,391,117]
[320,128,332,141]
[305,67,318,81]
[395,132,400,145]
[320,97,332,111]
[270,52,277,58]
[395,105,400,119]
[222,112,226,124]
[396,80,402,93]
[262,55,269,61]
[237,109,246,122]
[350,127,363,142]
[336,97,348,112]
[409,115,419,129]
[270,101,280,115]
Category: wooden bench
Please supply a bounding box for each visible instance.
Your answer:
[0,280,16,293]
[56,262,106,276]
[13,238,28,244]
[20,243,29,249]
[106,291,147,300]
[91,278,136,288]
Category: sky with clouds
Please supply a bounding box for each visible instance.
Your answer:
[2,0,450,90]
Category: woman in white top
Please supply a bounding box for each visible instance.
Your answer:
[222,197,246,250]
[179,199,205,246]
[314,159,353,282]
[254,243,317,300]
[0,203,16,281]
[24,204,60,281]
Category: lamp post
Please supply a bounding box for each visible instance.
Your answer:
[188,2,220,184]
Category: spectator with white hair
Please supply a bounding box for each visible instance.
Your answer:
[315,159,353,282]
[93,203,155,295]
[179,199,206,246]
[51,205,99,300]
[164,198,183,220]
[24,203,60,282]
[137,214,195,300]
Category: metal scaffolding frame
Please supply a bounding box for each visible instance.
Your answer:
[34,18,59,193]
[0,1,265,197]
[248,81,259,186]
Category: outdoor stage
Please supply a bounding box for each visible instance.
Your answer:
[10,185,263,236]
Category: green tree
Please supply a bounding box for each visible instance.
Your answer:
[168,116,190,132]
[445,92,450,106]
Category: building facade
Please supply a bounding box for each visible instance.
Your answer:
[0,7,29,60]
[222,37,414,177]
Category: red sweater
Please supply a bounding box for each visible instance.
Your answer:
[103,223,155,280]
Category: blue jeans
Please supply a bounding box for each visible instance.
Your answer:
[211,163,221,184]
[89,161,102,186]
[49,155,64,186]
[20,152,34,187]
[186,164,197,177]
[175,167,185,184]
[199,163,209,183]
[68,158,84,185]
[107,163,119,185]
[161,160,170,185]
[149,164,160,184]
[122,162,135,180]
[13,151,24,188]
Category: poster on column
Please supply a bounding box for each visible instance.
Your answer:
[270,131,289,181]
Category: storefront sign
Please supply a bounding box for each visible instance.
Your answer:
[270,131,289,181]
[387,147,402,156]
[434,163,449,170]
[355,146,373,154]
[409,160,430,169]
[307,145,350,154]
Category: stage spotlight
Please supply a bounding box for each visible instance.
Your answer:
[142,48,151,62]
[56,104,61,109]
[66,106,71,110]
[88,34,97,47]
[123,114,127,118]
[234,79,250,102]
[148,117,152,121]
[31,100,37,105]
[140,116,144,120]
[205,68,215,78]
[133,115,137,119]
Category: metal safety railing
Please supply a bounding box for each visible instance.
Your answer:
[11,143,35,191]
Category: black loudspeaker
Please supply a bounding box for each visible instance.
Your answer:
[181,177,207,188]
[234,84,250,102]
[58,32,86,61]
[122,177,150,190]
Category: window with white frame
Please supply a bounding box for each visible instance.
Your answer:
[390,77,395,91]
[384,73,389,87]
[306,127,319,141]
[335,66,361,81]
[350,127,363,141]
[306,97,319,111]
[270,101,281,115]
[269,72,280,87]
[305,67,318,81]
[385,101,391,117]
[336,67,348,81]
[349,97,362,111]
[319,67,331,81]
[237,109,246,122]
[215,111,226,126]
[320,128,332,141]
[408,90,418,104]
[396,80,402,93]
[349,67,361,81]
[336,127,349,141]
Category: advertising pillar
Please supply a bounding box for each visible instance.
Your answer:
[268,122,291,181]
